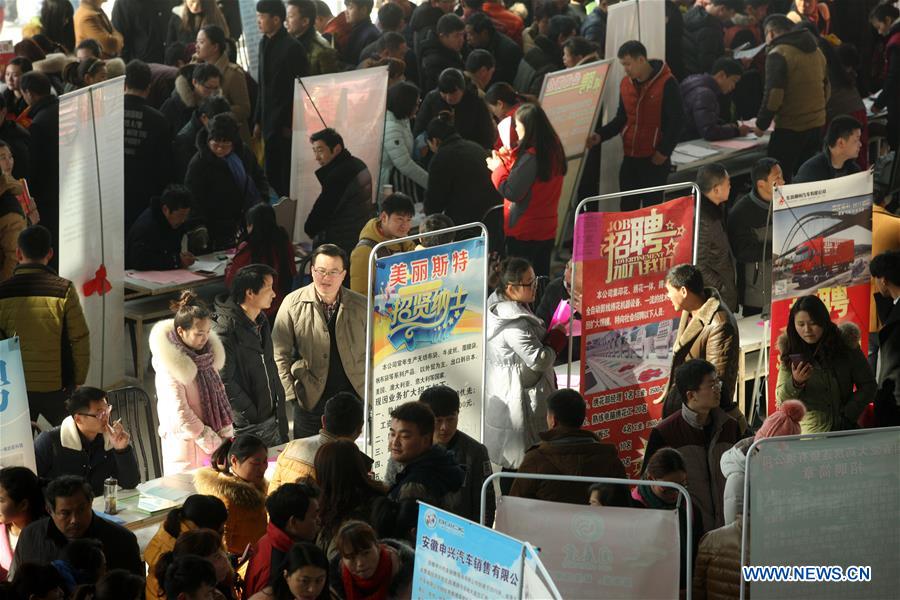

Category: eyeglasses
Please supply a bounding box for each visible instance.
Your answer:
[77,404,112,420]
[510,279,537,288]
[312,267,345,278]
[699,379,723,392]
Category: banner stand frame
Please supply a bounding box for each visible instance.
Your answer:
[522,542,564,600]
[480,472,693,599]
[739,425,900,600]
[565,182,703,388]
[362,222,490,454]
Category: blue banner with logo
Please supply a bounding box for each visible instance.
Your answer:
[369,237,486,475]
[0,337,37,472]
[412,502,525,599]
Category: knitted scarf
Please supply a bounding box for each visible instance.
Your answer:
[167,329,233,432]
[341,545,392,600]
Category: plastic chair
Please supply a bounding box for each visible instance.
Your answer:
[107,386,162,482]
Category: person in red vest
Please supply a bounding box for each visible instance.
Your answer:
[589,40,683,210]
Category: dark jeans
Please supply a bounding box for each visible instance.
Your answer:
[28,389,69,426]
[264,134,292,198]
[767,127,822,182]
[619,155,670,211]
[293,399,326,439]
[505,237,554,278]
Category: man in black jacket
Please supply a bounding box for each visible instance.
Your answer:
[414,68,497,151]
[9,476,143,579]
[793,115,862,183]
[465,12,522,86]
[424,116,500,226]
[125,185,194,271]
[419,13,466,93]
[727,158,782,316]
[304,128,373,257]
[871,250,900,423]
[33,387,140,496]
[681,0,741,76]
[514,15,576,96]
[172,95,232,183]
[111,0,172,63]
[419,385,496,525]
[255,0,310,197]
[20,73,58,251]
[124,59,173,234]
[214,264,288,446]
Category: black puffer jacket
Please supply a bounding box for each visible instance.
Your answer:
[418,31,464,93]
[213,296,288,444]
[681,4,725,76]
[303,148,374,257]
[184,128,268,250]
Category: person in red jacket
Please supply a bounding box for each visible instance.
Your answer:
[590,40,684,210]
[487,102,566,278]
[244,481,321,597]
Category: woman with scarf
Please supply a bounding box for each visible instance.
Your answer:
[328,521,407,600]
[150,290,234,475]
[194,434,269,557]
[185,113,268,251]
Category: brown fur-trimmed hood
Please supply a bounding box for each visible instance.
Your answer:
[193,467,267,509]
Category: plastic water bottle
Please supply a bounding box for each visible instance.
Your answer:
[104,477,118,514]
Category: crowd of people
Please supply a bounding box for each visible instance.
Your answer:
[0,0,898,598]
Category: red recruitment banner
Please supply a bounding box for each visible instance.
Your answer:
[766,172,873,415]
[576,195,696,476]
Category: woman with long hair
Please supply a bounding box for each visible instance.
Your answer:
[484,257,566,473]
[193,24,250,141]
[314,440,387,560]
[3,57,32,120]
[150,291,234,474]
[194,435,269,556]
[775,295,875,433]
[169,0,231,46]
[487,102,566,278]
[143,494,228,600]
[40,0,76,54]
[224,203,296,318]
[381,81,427,203]
[248,542,330,600]
[0,467,46,582]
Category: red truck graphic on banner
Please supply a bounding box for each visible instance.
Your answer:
[790,237,854,286]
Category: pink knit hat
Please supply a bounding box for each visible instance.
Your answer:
[755,400,806,441]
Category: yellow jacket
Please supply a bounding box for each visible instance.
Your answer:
[143,520,196,600]
[268,430,340,493]
[0,264,90,392]
[193,468,268,555]
[348,218,415,293]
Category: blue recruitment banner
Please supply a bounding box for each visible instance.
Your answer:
[0,337,37,472]
[412,502,525,599]
[369,237,486,475]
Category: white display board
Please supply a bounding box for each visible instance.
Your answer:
[58,77,125,388]
[0,337,37,473]
[289,67,388,243]
[238,1,262,81]
[599,0,666,197]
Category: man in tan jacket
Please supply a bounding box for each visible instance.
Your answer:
[272,244,367,438]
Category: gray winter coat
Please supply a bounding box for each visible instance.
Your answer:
[484,290,556,469]
[719,436,753,525]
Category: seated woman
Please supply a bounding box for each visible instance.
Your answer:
[193,434,269,556]
[153,529,237,600]
[775,295,876,433]
[185,113,268,251]
[143,494,228,600]
[328,521,411,600]
[248,541,330,600]
[224,203,296,319]
[150,291,234,474]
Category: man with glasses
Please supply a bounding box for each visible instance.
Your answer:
[160,62,222,138]
[643,359,741,535]
[273,244,367,438]
[34,387,140,496]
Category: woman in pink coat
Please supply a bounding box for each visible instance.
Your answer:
[150,291,234,475]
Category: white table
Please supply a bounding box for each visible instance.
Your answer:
[667,135,770,184]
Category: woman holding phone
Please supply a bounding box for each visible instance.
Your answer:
[775,295,875,433]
